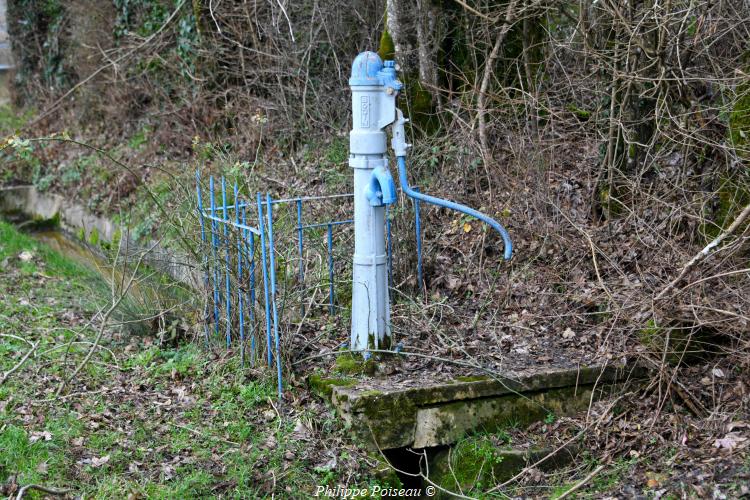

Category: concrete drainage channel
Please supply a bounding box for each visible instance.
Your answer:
[314,363,647,495]
[0,185,199,289]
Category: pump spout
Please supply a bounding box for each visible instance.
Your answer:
[391,109,513,260]
[365,165,397,206]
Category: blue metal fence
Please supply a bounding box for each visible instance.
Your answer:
[195,170,424,399]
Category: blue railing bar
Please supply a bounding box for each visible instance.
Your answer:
[222,178,231,348]
[414,187,423,294]
[198,212,262,236]
[201,192,355,213]
[249,232,257,366]
[266,193,283,399]
[203,201,256,212]
[327,223,334,315]
[235,185,245,365]
[271,193,355,204]
[209,176,220,335]
[257,193,273,366]
[195,170,210,344]
[296,199,305,316]
[242,203,256,367]
[299,219,353,230]
[386,205,393,289]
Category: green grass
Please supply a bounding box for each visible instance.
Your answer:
[150,344,206,378]
[0,218,387,497]
[550,456,640,499]
[0,426,51,485]
[0,219,190,336]
[0,220,99,280]
[0,104,35,135]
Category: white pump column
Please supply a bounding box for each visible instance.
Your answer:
[349,52,401,353]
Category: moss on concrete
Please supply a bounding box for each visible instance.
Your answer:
[639,319,723,365]
[334,353,376,376]
[429,440,577,496]
[330,364,646,449]
[308,373,356,399]
[413,384,599,447]
[350,391,418,450]
[18,212,61,231]
[440,435,507,491]
[453,375,488,383]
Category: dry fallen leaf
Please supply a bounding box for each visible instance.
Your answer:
[264,435,277,450]
[262,409,276,422]
[29,431,52,443]
[713,433,747,451]
[161,464,175,480]
[91,455,111,468]
[447,276,461,290]
[292,419,311,440]
[727,421,749,432]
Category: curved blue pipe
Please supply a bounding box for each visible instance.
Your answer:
[396,156,513,260]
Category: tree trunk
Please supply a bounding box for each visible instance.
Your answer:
[386,0,410,68]
[416,0,438,92]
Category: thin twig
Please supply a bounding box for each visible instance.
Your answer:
[486,393,627,493]
[168,422,240,447]
[15,484,71,500]
[655,203,750,300]
[556,465,605,499]
[0,341,38,386]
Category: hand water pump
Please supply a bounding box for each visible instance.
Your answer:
[348,51,513,354]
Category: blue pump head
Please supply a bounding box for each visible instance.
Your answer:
[349,51,403,93]
[349,51,383,86]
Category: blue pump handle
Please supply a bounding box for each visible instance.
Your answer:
[396,156,513,260]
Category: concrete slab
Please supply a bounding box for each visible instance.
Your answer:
[328,363,646,449]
